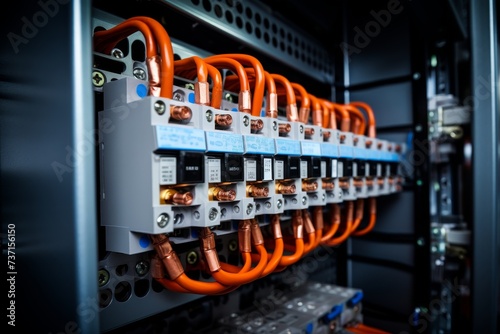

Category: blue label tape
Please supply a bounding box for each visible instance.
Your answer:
[321,143,339,157]
[275,138,301,156]
[339,144,354,158]
[300,141,322,156]
[390,152,400,162]
[244,135,275,154]
[353,147,368,160]
[156,125,206,151]
[205,131,244,153]
[365,149,380,161]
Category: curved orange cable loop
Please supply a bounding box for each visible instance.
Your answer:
[290,82,310,123]
[349,101,376,138]
[212,245,267,285]
[321,204,341,243]
[352,197,377,236]
[271,74,299,122]
[322,100,350,132]
[323,201,354,246]
[350,199,365,233]
[343,104,366,135]
[308,94,323,127]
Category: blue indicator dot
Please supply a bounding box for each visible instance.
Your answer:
[305,323,313,334]
[136,84,147,98]
[231,107,238,112]
[261,109,266,117]
[188,92,195,103]
[139,235,150,248]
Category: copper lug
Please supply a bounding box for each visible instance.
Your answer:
[209,187,236,201]
[299,107,310,124]
[339,134,346,143]
[146,55,161,97]
[339,180,350,189]
[270,215,283,239]
[313,206,324,230]
[286,103,299,122]
[276,182,296,194]
[353,180,364,188]
[251,119,264,132]
[215,114,233,129]
[302,180,318,192]
[199,228,221,272]
[365,179,374,186]
[353,137,359,145]
[278,123,292,134]
[332,203,341,224]
[238,220,252,253]
[377,142,383,149]
[195,81,210,106]
[250,220,264,245]
[302,210,315,234]
[323,131,331,140]
[238,90,252,113]
[161,188,194,205]
[150,255,166,279]
[377,179,385,186]
[395,145,402,153]
[266,93,278,118]
[292,212,304,239]
[246,184,269,198]
[304,127,315,137]
[322,180,334,190]
[150,234,185,280]
[169,105,193,123]
[365,140,373,148]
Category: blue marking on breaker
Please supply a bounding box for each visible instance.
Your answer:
[156,125,206,151]
[339,144,354,158]
[205,131,244,153]
[188,92,195,103]
[353,147,368,160]
[275,138,301,156]
[136,84,147,98]
[139,235,150,248]
[244,135,275,154]
[301,141,322,156]
[321,143,339,157]
[390,152,400,162]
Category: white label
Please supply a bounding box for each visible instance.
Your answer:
[159,157,176,185]
[275,160,284,180]
[386,164,391,177]
[320,161,326,178]
[263,158,272,181]
[353,162,358,177]
[337,160,343,178]
[300,160,308,179]
[376,163,382,177]
[331,159,338,178]
[208,158,221,183]
[246,159,257,181]
[365,162,370,177]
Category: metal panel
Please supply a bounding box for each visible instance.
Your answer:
[470,0,500,333]
[351,240,415,267]
[0,1,98,333]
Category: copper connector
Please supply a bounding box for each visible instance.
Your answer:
[251,118,264,132]
[387,144,393,152]
[195,81,210,106]
[302,210,315,234]
[292,211,304,239]
[276,182,296,194]
[169,105,193,123]
[339,180,350,189]
[209,187,236,201]
[339,134,346,143]
[250,220,264,246]
[215,114,233,129]
[365,179,374,186]
[312,109,322,127]
[161,188,194,205]
[395,145,402,153]
[353,180,364,188]
[266,93,278,118]
[246,184,269,198]
[238,220,252,253]
[302,180,318,192]
[150,234,184,280]
[286,103,299,122]
[199,228,221,272]
[332,203,341,224]
[304,127,315,137]
[238,90,252,113]
[313,206,324,230]
[377,142,383,149]
[150,255,166,279]
[353,137,359,145]
[270,215,282,239]
[147,55,161,97]
[365,140,373,148]
[377,178,385,186]
[323,131,331,140]
[278,123,292,134]
[322,180,334,190]
[299,107,310,123]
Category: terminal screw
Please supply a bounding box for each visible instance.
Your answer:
[246,203,254,215]
[154,101,166,115]
[206,110,213,122]
[186,251,198,265]
[135,261,149,276]
[133,67,147,80]
[208,208,218,221]
[98,269,110,287]
[243,115,250,127]
[157,213,169,228]
[92,71,105,87]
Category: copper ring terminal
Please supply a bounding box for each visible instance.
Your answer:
[278,123,292,134]
[323,131,331,140]
[339,180,350,189]
[339,134,346,143]
[246,184,269,198]
[302,181,318,192]
[209,187,237,201]
[304,127,315,137]
[169,105,193,122]
[276,182,296,194]
[251,119,264,132]
[322,181,335,190]
[215,114,233,128]
[161,189,194,205]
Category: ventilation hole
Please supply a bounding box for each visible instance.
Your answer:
[114,281,132,302]
[191,0,200,5]
[226,10,233,23]
[131,40,146,62]
[263,17,269,29]
[245,22,252,34]
[279,27,285,38]
[245,7,252,19]
[287,32,292,42]
[307,57,312,65]
[264,32,270,43]
[255,27,261,39]
[306,44,311,52]
[272,37,277,47]
[99,289,112,308]
[151,278,164,293]
[202,0,211,12]
[294,37,299,46]
[279,41,285,51]
[287,46,292,55]
[236,16,243,29]
[226,0,233,6]
[301,53,306,61]
[271,23,277,34]
[301,40,305,49]
[235,1,243,13]
[255,13,261,24]
[116,264,128,276]
[134,279,150,298]
[174,53,181,61]
[214,4,223,17]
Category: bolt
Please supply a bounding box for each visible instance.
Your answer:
[92,71,105,87]
[302,196,307,205]
[224,93,234,102]
[111,48,124,58]
[221,208,227,218]
[174,213,183,225]
[208,207,218,221]
[186,251,198,265]
[173,89,185,102]
[98,269,110,287]
[193,210,201,220]
[265,201,272,209]
[243,115,250,127]
[246,203,253,215]
[322,194,325,201]
[233,205,240,213]
[292,198,298,204]
[206,110,213,122]
[413,72,421,80]
[272,121,278,131]
[228,240,238,252]
[154,100,166,115]
[319,129,323,137]
[299,125,304,133]
[133,67,147,80]
[157,213,169,228]
[135,260,149,276]
[255,203,261,212]
[276,199,283,209]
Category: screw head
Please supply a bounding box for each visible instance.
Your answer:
[92,71,105,87]
[233,205,240,213]
[111,48,124,58]
[243,116,250,127]
[98,269,110,287]
[206,110,213,122]
[246,203,253,215]
[208,207,218,221]
[228,240,238,252]
[272,121,278,131]
[224,93,234,102]
[133,67,147,80]
[157,213,169,228]
[193,210,201,219]
[186,251,198,265]
[276,199,283,209]
[299,125,304,133]
[302,196,307,205]
[154,100,166,115]
[265,201,272,209]
[173,89,185,102]
[135,261,149,276]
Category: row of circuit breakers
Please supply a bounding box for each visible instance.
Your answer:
[97,74,403,255]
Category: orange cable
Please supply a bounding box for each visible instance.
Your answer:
[352,197,377,236]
